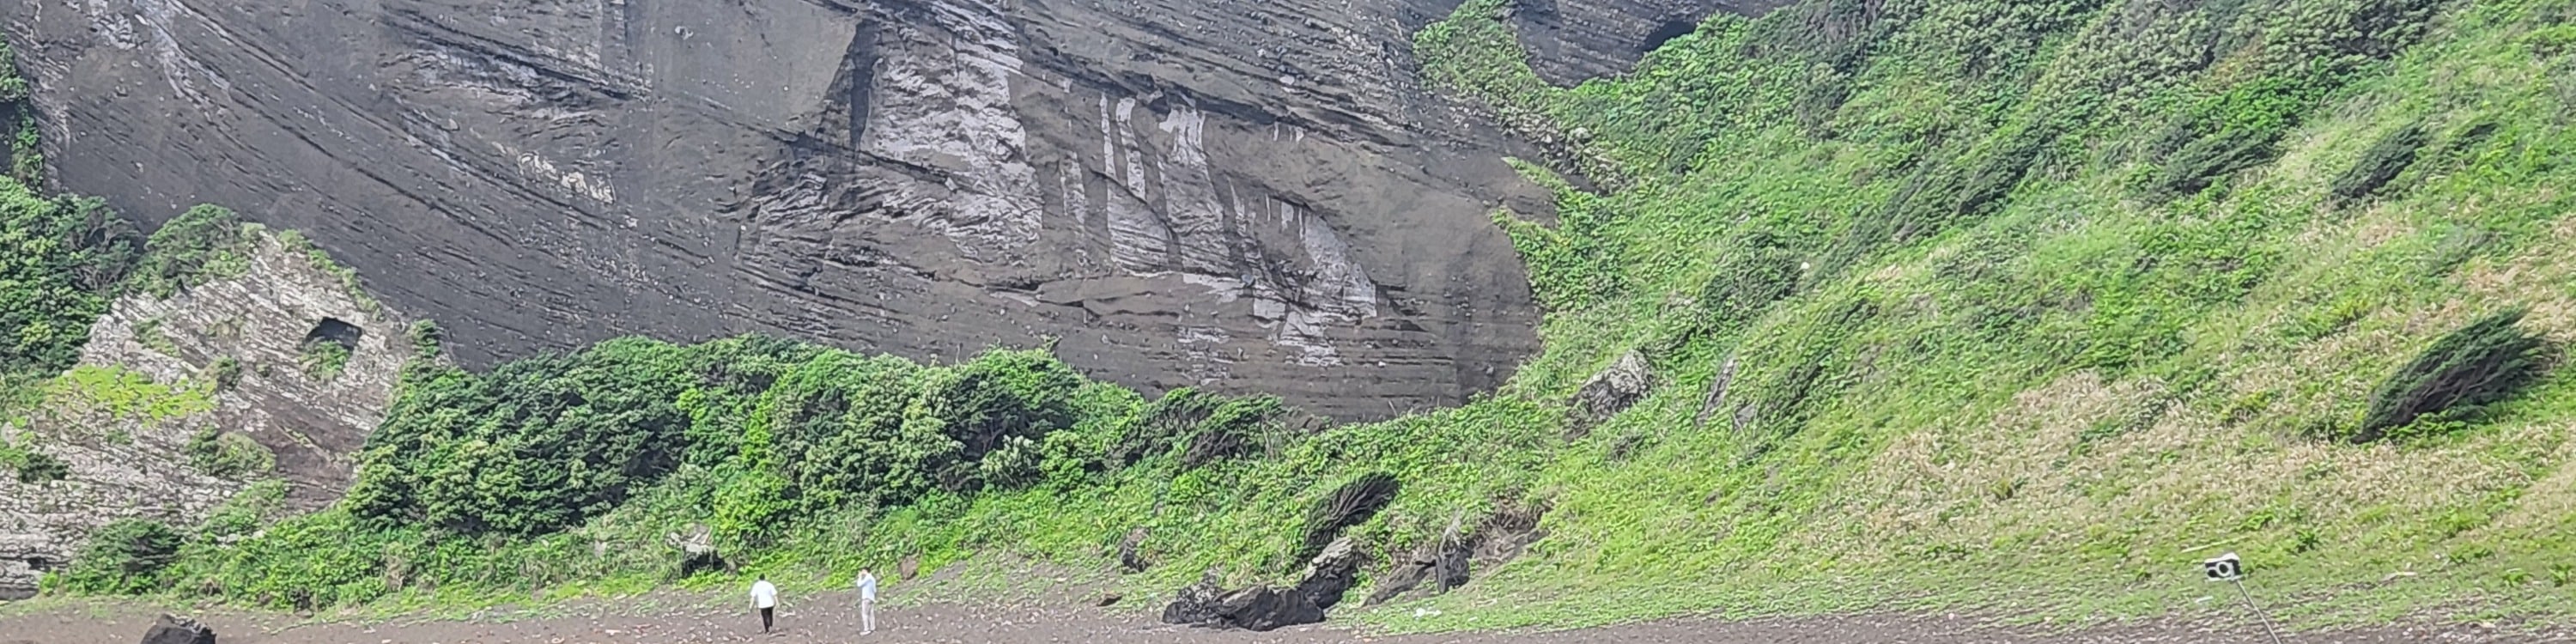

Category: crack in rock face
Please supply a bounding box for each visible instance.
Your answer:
[1,0,1764,420]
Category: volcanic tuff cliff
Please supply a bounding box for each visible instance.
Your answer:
[0,228,410,598]
[0,0,1778,419]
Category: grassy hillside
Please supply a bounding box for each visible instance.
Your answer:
[28,0,2576,634]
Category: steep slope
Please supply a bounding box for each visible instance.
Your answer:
[0,201,412,598]
[22,0,2576,635]
[2,0,1767,420]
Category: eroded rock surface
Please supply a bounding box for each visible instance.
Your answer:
[0,231,408,598]
[2,0,1766,420]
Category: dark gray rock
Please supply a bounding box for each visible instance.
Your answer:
[138,614,216,644]
[1571,349,1656,435]
[1117,526,1151,574]
[1158,573,1227,625]
[0,0,1772,421]
[1209,585,1326,632]
[1290,535,1364,611]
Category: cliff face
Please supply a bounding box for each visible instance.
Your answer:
[0,230,409,598]
[2,0,1759,419]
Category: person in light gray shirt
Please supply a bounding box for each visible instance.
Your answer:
[854,568,880,635]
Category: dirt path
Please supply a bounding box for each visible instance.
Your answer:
[3,592,2565,644]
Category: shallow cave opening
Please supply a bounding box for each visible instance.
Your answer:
[1639,19,1699,54]
[301,318,363,352]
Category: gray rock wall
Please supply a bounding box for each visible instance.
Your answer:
[0,231,408,598]
[0,0,1762,420]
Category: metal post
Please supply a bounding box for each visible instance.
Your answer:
[2232,578,2287,644]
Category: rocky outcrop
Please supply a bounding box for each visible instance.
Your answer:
[1570,349,1655,435]
[1505,0,1795,87]
[1365,499,1546,606]
[138,614,217,644]
[1,0,1773,421]
[1162,536,1364,631]
[0,230,408,598]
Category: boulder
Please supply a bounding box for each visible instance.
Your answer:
[1158,571,1226,625]
[139,614,216,644]
[1209,586,1326,632]
[1117,526,1151,573]
[1290,536,1364,611]
[1570,350,1656,437]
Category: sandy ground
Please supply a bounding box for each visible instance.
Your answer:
[5,590,2571,644]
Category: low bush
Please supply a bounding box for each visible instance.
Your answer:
[57,519,184,594]
[184,428,273,478]
[2357,309,2549,441]
[2330,123,2427,205]
[133,204,252,298]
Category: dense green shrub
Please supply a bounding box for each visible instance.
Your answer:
[0,177,140,377]
[347,337,697,535]
[296,337,349,381]
[207,355,243,391]
[184,428,273,478]
[58,519,183,594]
[919,348,1083,490]
[133,204,252,297]
[1179,395,1286,469]
[14,449,66,483]
[0,44,27,103]
[2356,309,2549,441]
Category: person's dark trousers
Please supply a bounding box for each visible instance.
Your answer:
[760,606,774,633]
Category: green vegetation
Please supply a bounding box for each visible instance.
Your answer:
[207,355,243,392]
[185,428,274,478]
[297,337,349,382]
[133,205,253,298]
[0,177,137,377]
[54,519,184,595]
[2358,308,2549,441]
[37,0,2576,635]
[85,338,1334,611]
[2,44,37,185]
[38,364,215,426]
[1,437,67,484]
[134,316,179,356]
[0,43,27,104]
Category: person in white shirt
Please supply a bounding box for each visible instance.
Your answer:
[854,568,879,635]
[750,575,781,634]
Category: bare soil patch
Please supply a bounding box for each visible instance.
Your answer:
[4,592,2566,644]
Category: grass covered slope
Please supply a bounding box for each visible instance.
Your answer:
[37,0,2576,633]
[1396,0,2576,627]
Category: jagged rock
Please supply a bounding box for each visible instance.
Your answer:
[138,614,216,644]
[0,0,1697,422]
[1571,349,1657,436]
[1158,571,1227,626]
[664,523,724,577]
[1209,586,1326,632]
[1291,536,1365,611]
[1366,500,1548,606]
[1094,592,1121,607]
[1117,526,1151,574]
